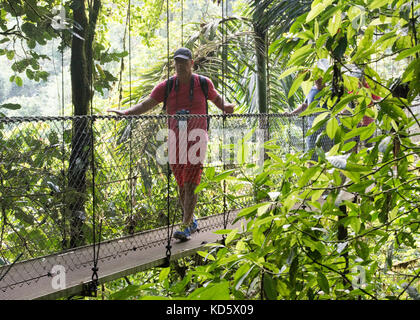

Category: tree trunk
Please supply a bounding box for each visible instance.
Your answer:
[254,22,269,162]
[67,0,101,248]
[254,24,267,114]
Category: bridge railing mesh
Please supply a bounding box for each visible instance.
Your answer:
[0,113,335,293]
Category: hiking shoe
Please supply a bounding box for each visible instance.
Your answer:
[173,227,191,241]
[190,217,198,234]
[174,218,198,241]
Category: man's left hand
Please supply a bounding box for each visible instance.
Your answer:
[223,103,235,114]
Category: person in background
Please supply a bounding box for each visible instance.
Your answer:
[286,77,334,161]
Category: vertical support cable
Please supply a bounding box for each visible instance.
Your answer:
[221,0,228,234]
[265,32,270,115]
[88,3,100,295]
[163,0,172,267]
[60,30,67,248]
[88,98,99,296]
[265,32,271,145]
[61,34,65,118]
[89,114,100,296]
[302,116,306,152]
[288,115,291,154]
[128,0,134,223]
[181,0,184,47]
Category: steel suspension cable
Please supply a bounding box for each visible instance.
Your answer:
[59,29,67,247]
[181,0,184,46]
[88,4,101,297]
[163,0,173,268]
[128,0,134,228]
[221,0,228,235]
[266,31,271,143]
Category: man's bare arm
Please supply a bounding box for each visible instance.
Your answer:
[287,102,308,116]
[107,96,159,115]
[211,94,234,114]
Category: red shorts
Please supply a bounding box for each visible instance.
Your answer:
[168,125,207,188]
[170,164,203,187]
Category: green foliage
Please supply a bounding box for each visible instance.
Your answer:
[0,0,131,115]
[1,0,419,301]
[0,122,70,259]
[0,0,58,88]
[107,0,419,301]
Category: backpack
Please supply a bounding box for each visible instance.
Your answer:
[163,75,210,128]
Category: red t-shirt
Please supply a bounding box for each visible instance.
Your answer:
[151,74,218,166]
[151,74,218,130]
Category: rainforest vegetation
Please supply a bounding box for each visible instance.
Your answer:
[0,0,419,300]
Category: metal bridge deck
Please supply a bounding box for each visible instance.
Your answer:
[0,210,242,300]
[0,190,357,300]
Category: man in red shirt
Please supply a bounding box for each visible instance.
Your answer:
[107,48,234,240]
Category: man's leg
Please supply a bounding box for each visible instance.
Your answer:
[173,129,205,240]
[178,184,185,214]
[183,182,198,225]
[173,167,201,240]
[171,164,188,219]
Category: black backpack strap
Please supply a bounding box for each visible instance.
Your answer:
[198,75,209,99]
[163,76,175,112]
[198,75,209,128]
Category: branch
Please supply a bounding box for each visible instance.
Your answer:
[397,269,420,300]
[0,26,25,38]
[322,204,420,245]
[5,220,34,258]
[21,0,44,20]
[295,237,378,299]
[338,60,420,129]
[310,152,418,193]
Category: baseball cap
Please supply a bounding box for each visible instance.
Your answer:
[173,47,193,60]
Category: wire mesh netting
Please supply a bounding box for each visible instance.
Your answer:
[0,113,338,296]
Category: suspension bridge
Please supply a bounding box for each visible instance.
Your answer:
[0,113,329,300]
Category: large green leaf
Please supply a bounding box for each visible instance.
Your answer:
[289,256,299,287]
[369,0,392,9]
[236,202,271,219]
[298,166,321,188]
[287,45,313,68]
[331,94,362,116]
[288,72,307,99]
[327,10,342,36]
[110,285,139,300]
[395,44,420,61]
[0,103,21,110]
[379,100,407,122]
[212,169,235,183]
[355,240,369,260]
[306,0,333,23]
[317,272,330,294]
[326,117,339,139]
[263,273,278,300]
[234,263,254,290]
[188,281,230,300]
